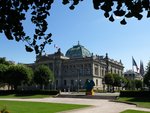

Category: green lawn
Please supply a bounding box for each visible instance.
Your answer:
[120,110,150,113]
[0,100,89,113]
[117,97,150,108]
[0,94,52,99]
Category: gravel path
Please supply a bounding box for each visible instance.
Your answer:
[0,98,150,113]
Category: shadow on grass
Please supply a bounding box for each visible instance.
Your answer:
[0,94,52,99]
[126,97,150,103]
[117,97,150,109]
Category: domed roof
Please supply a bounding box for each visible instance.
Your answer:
[65,42,92,58]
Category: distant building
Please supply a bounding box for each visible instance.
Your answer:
[124,70,143,80]
[28,43,124,91]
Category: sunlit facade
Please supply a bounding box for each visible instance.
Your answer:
[30,43,124,91]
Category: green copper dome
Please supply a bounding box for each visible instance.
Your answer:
[66,42,92,58]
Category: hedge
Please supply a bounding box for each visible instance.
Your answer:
[120,90,150,97]
[0,90,59,96]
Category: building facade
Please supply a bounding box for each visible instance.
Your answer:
[124,70,143,80]
[29,43,124,91]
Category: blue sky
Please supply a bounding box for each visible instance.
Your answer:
[0,1,150,71]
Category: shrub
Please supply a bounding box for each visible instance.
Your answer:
[120,90,150,97]
[0,90,59,96]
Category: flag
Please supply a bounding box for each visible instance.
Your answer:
[132,57,139,71]
[140,60,144,76]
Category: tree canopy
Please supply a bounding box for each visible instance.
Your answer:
[104,73,114,85]
[0,64,8,84]
[33,65,54,90]
[0,57,13,65]
[135,79,142,90]
[5,65,33,90]
[144,61,150,89]
[0,0,150,54]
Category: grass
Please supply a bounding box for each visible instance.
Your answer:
[0,94,52,99]
[120,109,150,113]
[117,97,150,108]
[0,100,89,113]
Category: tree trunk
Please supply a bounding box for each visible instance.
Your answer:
[14,85,17,90]
[40,84,45,90]
[43,84,45,90]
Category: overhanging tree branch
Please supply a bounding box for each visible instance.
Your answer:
[0,0,150,54]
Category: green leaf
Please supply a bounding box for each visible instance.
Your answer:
[125,12,133,18]
[31,11,36,15]
[4,31,13,40]
[25,45,33,52]
[114,10,126,17]
[24,36,31,41]
[62,0,69,5]
[120,18,127,25]
[104,12,109,18]
[109,15,114,22]
[147,11,150,18]
[69,5,75,10]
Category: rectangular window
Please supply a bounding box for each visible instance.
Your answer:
[95,67,98,75]
[71,80,74,86]
[56,80,58,86]
[102,69,104,76]
[64,80,67,86]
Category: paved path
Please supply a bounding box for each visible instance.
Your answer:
[0,98,150,113]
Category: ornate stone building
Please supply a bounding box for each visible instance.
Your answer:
[124,70,143,80]
[30,43,124,91]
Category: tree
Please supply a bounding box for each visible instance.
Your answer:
[5,65,33,90]
[135,79,142,90]
[33,65,54,90]
[120,77,128,90]
[0,0,53,55]
[0,64,8,85]
[124,78,132,90]
[0,58,13,88]
[144,61,150,90]
[0,57,13,65]
[1,0,150,54]
[112,74,122,91]
[104,73,114,92]
[113,74,122,87]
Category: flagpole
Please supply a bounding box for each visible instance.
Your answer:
[132,56,134,81]
[132,56,134,72]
